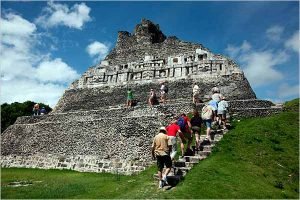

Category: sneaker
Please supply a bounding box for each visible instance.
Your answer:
[159,180,164,189]
[162,176,169,185]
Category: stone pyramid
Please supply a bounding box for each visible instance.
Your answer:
[1,19,281,174]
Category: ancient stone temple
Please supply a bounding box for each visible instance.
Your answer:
[1,19,281,174]
[56,19,256,112]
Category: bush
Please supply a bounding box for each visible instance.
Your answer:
[1,101,52,133]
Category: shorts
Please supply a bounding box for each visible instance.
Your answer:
[217,110,226,115]
[156,155,172,171]
[169,136,177,153]
[203,119,212,128]
[191,126,201,133]
[179,131,192,144]
[218,111,226,120]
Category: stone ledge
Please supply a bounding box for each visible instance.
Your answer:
[0,154,150,175]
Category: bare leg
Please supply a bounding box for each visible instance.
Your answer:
[206,127,211,139]
[195,133,200,149]
[164,168,171,177]
[187,136,192,149]
[180,142,184,157]
[158,170,162,181]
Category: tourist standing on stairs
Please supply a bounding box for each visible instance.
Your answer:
[40,107,47,115]
[217,96,229,130]
[201,103,214,140]
[148,89,157,106]
[166,118,182,160]
[160,82,168,104]
[177,113,192,157]
[192,83,200,104]
[211,87,223,122]
[127,88,133,108]
[151,127,172,188]
[32,103,40,116]
[190,110,202,150]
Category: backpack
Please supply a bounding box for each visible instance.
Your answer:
[201,105,213,120]
[191,116,202,126]
[164,85,168,93]
[177,116,186,131]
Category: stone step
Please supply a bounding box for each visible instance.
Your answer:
[185,161,199,168]
[199,145,212,152]
[174,166,191,175]
[184,155,204,162]
[211,129,224,135]
[174,161,186,167]
[198,151,211,157]
[213,135,223,142]
[154,120,226,188]
[153,174,183,187]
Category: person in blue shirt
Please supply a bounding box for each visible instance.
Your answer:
[40,107,47,115]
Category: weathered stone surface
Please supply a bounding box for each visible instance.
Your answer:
[58,19,256,112]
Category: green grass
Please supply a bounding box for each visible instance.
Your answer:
[1,99,299,199]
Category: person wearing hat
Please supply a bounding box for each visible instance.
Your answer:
[217,96,229,130]
[151,126,172,188]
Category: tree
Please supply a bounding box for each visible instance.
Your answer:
[1,101,52,133]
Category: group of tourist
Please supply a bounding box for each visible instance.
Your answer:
[126,82,168,108]
[151,86,229,188]
[32,104,47,116]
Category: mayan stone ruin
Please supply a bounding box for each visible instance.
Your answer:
[1,19,282,174]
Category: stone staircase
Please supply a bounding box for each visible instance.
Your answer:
[153,127,228,189]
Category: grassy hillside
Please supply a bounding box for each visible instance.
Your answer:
[1,99,299,199]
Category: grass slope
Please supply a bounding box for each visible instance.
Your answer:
[1,99,299,199]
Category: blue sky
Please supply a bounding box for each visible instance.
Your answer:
[1,1,299,107]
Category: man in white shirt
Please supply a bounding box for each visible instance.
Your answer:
[192,84,200,103]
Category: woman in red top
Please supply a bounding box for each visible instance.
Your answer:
[166,119,181,160]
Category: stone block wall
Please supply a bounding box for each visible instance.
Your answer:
[1,116,162,159]
[0,154,152,175]
[230,107,283,118]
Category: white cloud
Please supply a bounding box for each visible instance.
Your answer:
[285,31,299,53]
[35,2,91,29]
[0,13,36,36]
[241,51,287,86]
[86,41,110,63]
[0,12,79,107]
[266,25,284,41]
[225,40,251,58]
[225,39,288,87]
[35,58,79,83]
[277,83,299,98]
